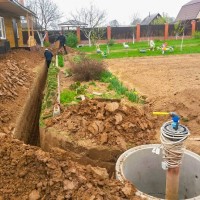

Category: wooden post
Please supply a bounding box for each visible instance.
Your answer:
[31,16,34,37]
[26,13,30,38]
[165,167,180,200]
[76,26,81,43]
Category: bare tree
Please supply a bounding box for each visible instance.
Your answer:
[26,0,62,31]
[130,13,141,25]
[71,4,107,46]
[26,0,62,47]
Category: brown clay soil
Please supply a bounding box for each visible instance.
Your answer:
[0,50,141,199]
[0,133,138,200]
[0,49,44,134]
[1,50,200,199]
[45,99,156,150]
[105,54,200,154]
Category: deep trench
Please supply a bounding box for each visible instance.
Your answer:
[14,64,48,146]
[13,64,119,175]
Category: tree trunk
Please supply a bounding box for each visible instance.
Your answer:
[36,31,47,47]
[180,32,184,51]
[88,31,92,47]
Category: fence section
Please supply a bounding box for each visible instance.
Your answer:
[23,21,200,45]
[111,26,135,39]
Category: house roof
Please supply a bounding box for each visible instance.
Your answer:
[141,13,162,25]
[58,20,88,27]
[0,0,36,17]
[175,0,200,21]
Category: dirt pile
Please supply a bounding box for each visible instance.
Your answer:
[0,133,139,200]
[46,99,156,150]
[0,49,44,134]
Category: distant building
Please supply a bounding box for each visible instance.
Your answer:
[176,0,200,21]
[141,13,162,25]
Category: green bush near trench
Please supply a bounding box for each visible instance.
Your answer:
[58,54,64,67]
[41,65,59,117]
[60,89,78,105]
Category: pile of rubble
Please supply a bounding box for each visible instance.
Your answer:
[46,99,156,150]
[0,59,31,101]
[0,134,139,200]
[0,49,43,134]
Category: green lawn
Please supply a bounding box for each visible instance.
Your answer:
[76,38,200,59]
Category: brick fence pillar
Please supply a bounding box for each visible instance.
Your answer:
[107,26,111,40]
[164,23,169,40]
[44,31,49,42]
[191,20,196,36]
[76,26,81,43]
[136,24,140,42]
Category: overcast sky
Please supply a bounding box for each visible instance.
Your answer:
[52,0,189,25]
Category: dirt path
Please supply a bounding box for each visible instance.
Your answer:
[105,54,200,153]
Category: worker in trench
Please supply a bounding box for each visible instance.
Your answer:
[44,48,53,69]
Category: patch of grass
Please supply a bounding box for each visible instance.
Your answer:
[58,54,64,67]
[60,89,77,105]
[100,70,142,103]
[89,81,97,86]
[76,38,200,59]
[69,82,88,95]
[42,66,59,110]
[40,65,59,127]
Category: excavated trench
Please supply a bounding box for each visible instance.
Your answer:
[13,64,121,176]
[14,65,48,146]
[12,63,200,199]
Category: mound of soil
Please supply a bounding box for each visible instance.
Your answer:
[45,99,156,150]
[0,133,139,200]
[0,49,44,134]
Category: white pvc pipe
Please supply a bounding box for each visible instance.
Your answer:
[56,55,58,67]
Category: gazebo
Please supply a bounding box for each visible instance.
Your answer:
[58,20,88,31]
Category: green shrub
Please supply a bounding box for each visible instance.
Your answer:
[107,39,115,46]
[43,41,50,47]
[69,82,88,94]
[58,54,64,67]
[71,55,107,81]
[60,89,77,104]
[66,32,78,47]
[193,31,200,39]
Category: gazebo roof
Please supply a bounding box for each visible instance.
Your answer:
[58,20,88,27]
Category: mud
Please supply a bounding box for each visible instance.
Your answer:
[0,133,139,200]
[0,49,44,135]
